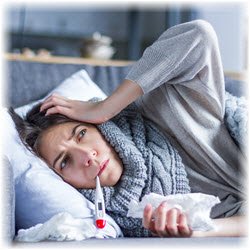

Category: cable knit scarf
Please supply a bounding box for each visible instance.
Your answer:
[79,103,190,237]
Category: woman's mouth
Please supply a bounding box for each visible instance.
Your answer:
[98,159,110,176]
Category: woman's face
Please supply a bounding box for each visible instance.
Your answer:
[38,122,123,189]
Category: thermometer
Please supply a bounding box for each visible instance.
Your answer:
[95,176,106,229]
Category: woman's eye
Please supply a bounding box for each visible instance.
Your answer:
[78,129,87,140]
[60,157,68,170]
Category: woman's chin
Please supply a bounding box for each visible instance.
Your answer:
[103,172,122,187]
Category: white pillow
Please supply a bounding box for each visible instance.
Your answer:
[15,69,107,117]
[3,69,121,237]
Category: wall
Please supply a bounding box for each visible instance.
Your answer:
[6,3,248,71]
[194,3,247,71]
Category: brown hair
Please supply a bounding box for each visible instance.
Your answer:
[8,103,84,157]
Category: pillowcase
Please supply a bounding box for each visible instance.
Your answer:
[15,69,107,117]
[3,69,121,237]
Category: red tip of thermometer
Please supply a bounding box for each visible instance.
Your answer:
[95,176,106,229]
[96,219,106,229]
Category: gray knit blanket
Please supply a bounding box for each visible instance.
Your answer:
[79,103,190,237]
[224,91,248,151]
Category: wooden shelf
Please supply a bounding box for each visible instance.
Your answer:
[5,53,247,81]
[5,53,134,67]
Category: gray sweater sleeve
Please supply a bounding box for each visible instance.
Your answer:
[125,19,221,94]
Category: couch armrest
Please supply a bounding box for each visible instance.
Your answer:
[2,156,15,242]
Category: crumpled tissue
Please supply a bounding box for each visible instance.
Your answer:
[127,193,220,231]
[15,212,120,242]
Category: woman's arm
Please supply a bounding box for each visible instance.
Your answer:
[40,79,143,124]
[193,216,247,237]
[40,20,214,123]
[143,202,247,237]
[101,79,143,121]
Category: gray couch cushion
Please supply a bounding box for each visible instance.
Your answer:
[5,60,246,108]
[224,76,246,98]
[6,61,131,108]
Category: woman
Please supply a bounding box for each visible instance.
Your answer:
[11,20,247,237]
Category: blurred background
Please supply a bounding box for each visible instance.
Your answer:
[5,2,248,72]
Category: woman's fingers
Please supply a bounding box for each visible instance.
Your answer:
[40,94,70,112]
[143,204,155,231]
[155,202,169,237]
[41,100,70,114]
[45,105,72,116]
[178,213,192,237]
[143,202,192,238]
[40,94,76,117]
[166,208,180,236]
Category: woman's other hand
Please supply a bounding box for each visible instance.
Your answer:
[40,79,143,124]
[143,202,192,237]
[40,94,108,124]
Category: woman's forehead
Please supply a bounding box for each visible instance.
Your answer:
[40,122,78,145]
[38,122,82,161]
[48,122,78,134]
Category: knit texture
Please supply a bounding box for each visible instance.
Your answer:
[79,103,190,237]
[225,91,248,151]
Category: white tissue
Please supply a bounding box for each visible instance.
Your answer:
[15,212,119,242]
[128,193,220,231]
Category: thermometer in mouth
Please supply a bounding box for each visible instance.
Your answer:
[95,176,106,229]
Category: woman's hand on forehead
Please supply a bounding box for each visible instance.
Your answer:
[40,94,107,124]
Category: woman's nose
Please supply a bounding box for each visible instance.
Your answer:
[74,146,97,167]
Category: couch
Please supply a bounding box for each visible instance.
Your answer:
[2,53,247,247]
